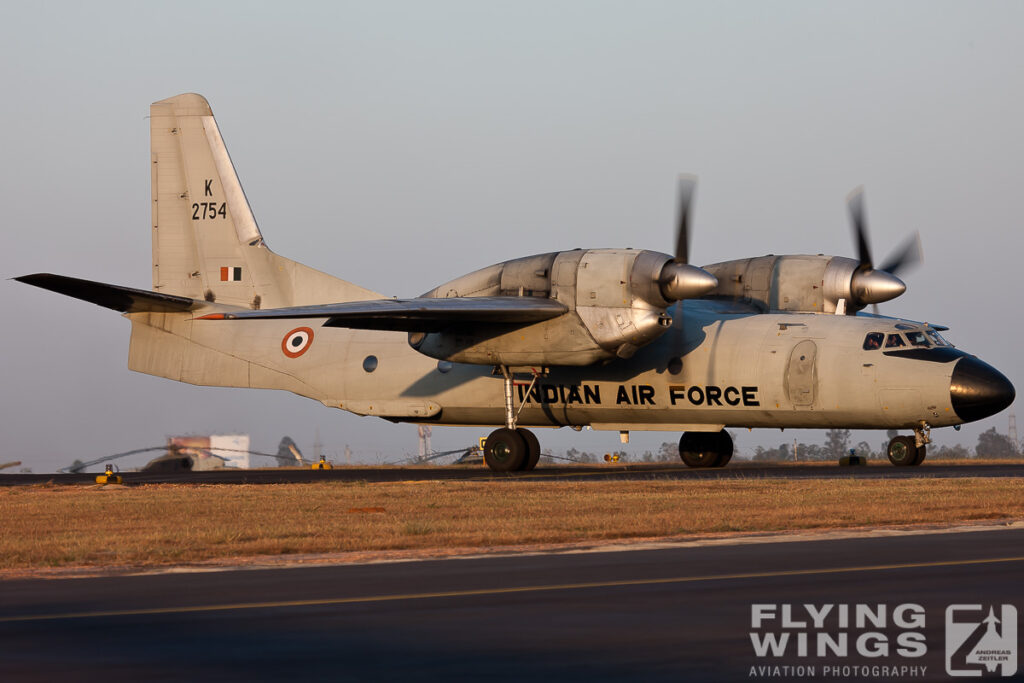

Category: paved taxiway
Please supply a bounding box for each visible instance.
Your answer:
[2,461,1023,486]
[0,528,1020,681]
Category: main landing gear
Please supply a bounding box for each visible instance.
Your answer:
[887,423,930,466]
[483,368,541,472]
[484,426,541,472]
[678,430,733,468]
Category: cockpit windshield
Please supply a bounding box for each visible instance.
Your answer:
[863,326,953,352]
[906,331,930,347]
[926,330,950,347]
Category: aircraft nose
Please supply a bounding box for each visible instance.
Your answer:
[950,356,1015,422]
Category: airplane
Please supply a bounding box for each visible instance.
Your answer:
[16,93,1015,473]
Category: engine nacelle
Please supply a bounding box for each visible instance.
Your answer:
[703,254,906,314]
[411,249,711,366]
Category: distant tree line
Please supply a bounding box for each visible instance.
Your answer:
[752,427,1018,461]
[552,426,1020,463]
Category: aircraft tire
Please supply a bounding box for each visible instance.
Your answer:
[886,436,918,466]
[484,428,528,472]
[710,430,734,467]
[519,429,541,471]
[679,431,732,468]
[911,444,927,466]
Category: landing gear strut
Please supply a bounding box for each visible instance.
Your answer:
[483,368,541,472]
[678,430,733,468]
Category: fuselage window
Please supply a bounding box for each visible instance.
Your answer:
[885,334,906,348]
[906,331,930,347]
[863,332,884,350]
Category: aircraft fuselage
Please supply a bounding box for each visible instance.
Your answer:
[167,298,999,435]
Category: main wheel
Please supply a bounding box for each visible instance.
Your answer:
[713,432,734,468]
[710,430,733,467]
[484,428,528,472]
[911,444,927,466]
[679,430,733,468]
[887,435,918,466]
[519,428,541,471]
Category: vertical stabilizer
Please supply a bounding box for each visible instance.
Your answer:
[150,93,381,308]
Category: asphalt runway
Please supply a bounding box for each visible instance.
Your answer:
[2,461,1023,486]
[0,528,1021,682]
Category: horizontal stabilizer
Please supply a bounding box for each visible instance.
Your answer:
[196,296,568,331]
[15,273,197,313]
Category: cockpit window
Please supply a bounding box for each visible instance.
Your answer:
[906,330,930,347]
[926,330,950,347]
[863,332,884,350]
[885,334,906,348]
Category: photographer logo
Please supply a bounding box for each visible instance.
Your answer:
[945,604,1017,677]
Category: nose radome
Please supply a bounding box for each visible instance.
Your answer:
[950,356,1016,423]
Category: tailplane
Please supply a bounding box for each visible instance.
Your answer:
[15,273,196,313]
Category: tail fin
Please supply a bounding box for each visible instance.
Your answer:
[277,437,305,465]
[150,93,381,308]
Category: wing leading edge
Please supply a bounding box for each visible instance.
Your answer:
[196,296,569,331]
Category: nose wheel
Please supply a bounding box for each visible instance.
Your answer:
[887,435,926,466]
[678,430,733,468]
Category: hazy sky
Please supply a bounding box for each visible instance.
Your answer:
[2,1,1021,471]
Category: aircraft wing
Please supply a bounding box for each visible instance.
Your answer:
[15,273,198,313]
[196,296,569,331]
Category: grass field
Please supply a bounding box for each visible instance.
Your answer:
[1,477,1021,576]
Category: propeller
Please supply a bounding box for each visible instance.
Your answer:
[878,231,924,277]
[674,174,696,265]
[846,186,922,311]
[658,175,718,301]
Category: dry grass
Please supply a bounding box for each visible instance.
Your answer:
[0,478,1021,574]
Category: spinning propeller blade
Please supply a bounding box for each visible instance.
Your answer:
[845,187,922,308]
[674,174,697,265]
[878,232,923,276]
[847,186,872,269]
[657,175,718,301]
